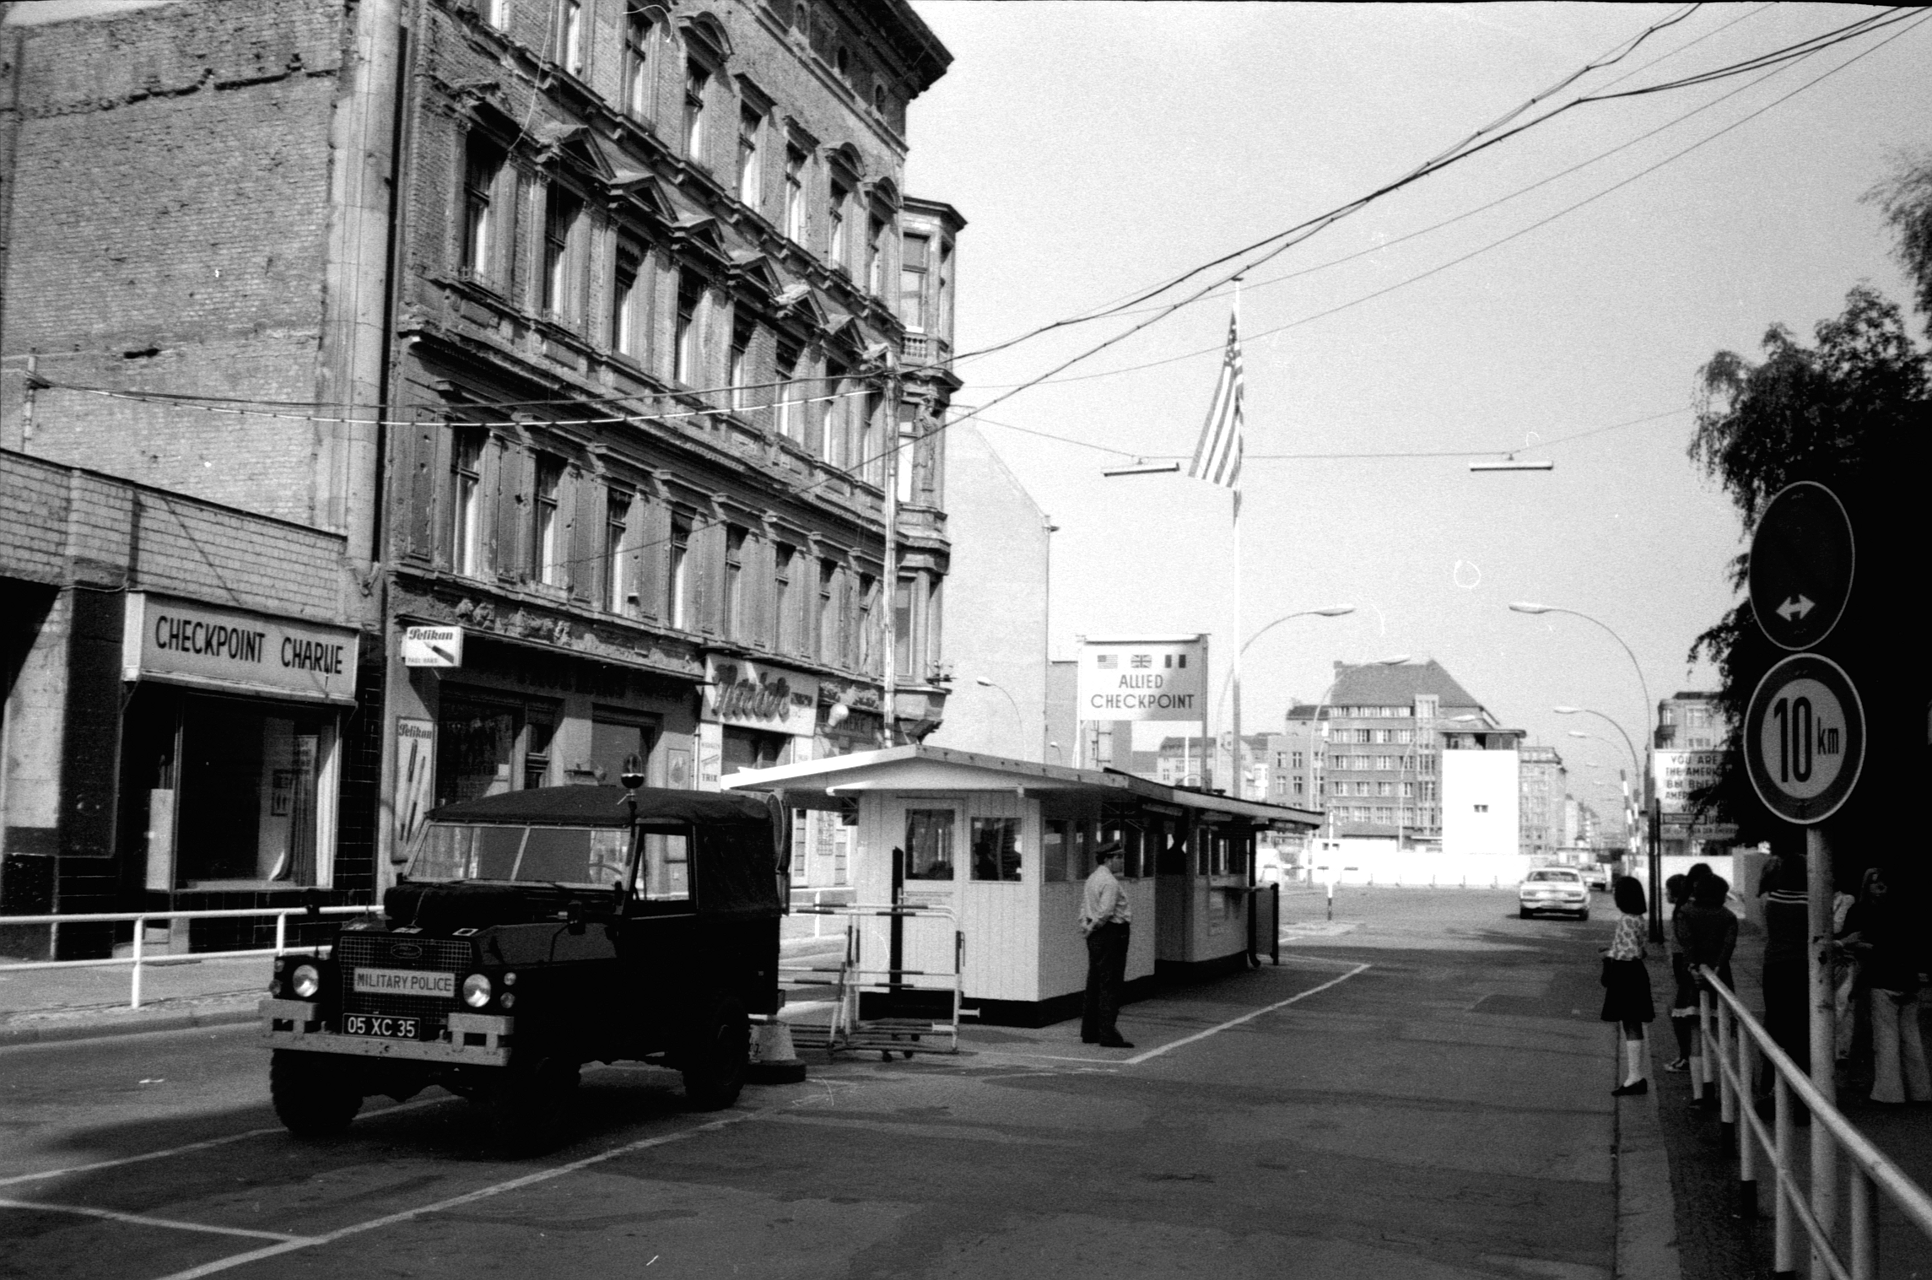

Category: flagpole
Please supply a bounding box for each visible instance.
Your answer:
[1229,278,1243,801]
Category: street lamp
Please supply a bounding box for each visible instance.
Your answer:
[974,676,1026,757]
[1514,603,1659,939]
[1211,606,1356,798]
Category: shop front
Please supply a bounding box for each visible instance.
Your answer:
[726,745,1320,1025]
[117,594,363,942]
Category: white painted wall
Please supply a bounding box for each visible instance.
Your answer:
[1442,748,1521,857]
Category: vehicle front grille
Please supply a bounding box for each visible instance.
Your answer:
[335,934,472,1038]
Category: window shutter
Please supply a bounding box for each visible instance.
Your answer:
[567,467,596,599]
[492,441,526,581]
[635,496,665,620]
[694,519,721,636]
[405,416,437,563]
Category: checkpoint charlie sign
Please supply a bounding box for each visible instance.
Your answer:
[123,593,359,704]
[1076,635,1207,721]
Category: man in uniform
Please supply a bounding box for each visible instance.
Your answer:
[1078,839,1133,1048]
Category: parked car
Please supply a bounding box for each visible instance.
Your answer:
[260,785,789,1153]
[1518,866,1590,920]
[1581,865,1611,893]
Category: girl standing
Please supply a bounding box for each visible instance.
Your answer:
[1602,876,1656,1096]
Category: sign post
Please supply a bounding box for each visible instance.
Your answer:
[1746,480,1859,1269]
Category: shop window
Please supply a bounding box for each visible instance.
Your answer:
[169,695,336,887]
[1041,819,1068,883]
[903,808,954,880]
[721,727,783,777]
[970,817,1020,882]
[436,698,521,807]
[524,715,554,789]
[590,717,657,786]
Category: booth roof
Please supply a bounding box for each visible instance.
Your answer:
[723,745,1323,829]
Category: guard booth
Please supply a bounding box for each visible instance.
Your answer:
[725,746,1321,1026]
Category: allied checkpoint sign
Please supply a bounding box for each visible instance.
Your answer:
[1077,636,1207,721]
[1742,480,1863,825]
[1742,654,1865,825]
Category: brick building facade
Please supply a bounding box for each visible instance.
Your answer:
[0,0,955,953]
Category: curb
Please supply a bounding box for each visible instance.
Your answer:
[0,1004,259,1048]
[1612,992,1685,1279]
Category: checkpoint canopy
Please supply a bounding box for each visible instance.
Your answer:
[724,745,1322,1026]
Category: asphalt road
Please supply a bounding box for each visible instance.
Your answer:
[3,890,1623,1280]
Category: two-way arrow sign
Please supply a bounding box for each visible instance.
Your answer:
[1748,482,1853,651]
[1776,595,1815,622]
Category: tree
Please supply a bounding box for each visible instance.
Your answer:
[1685,260,1928,862]
[1865,149,1932,337]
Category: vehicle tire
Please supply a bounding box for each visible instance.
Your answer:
[490,1057,580,1156]
[1578,909,1591,921]
[682,997,750,1112]
[1519,907,1532,919]
[270,1049,363,1138]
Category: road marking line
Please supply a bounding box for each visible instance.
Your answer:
[0,1198,315,1243]
[147,1106,778,1280]
[0,1096,455,1190]
[964,964,1372,1067]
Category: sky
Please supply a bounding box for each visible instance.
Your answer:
[900,1,1930,807]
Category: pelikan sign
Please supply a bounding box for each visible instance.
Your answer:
[1075,635,1207,722]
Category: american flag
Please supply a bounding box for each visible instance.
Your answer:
[1189,310,1245,514]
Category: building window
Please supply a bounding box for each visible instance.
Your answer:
[737,107,762,207]
[827,178,848,269]
[892,577,912,677]
[866,213,886,296]
[816,558,837,662]
[605,490,632,613]
[724,526,746,640]
[820,359,847,466]
[773,544,795,653]
[668,515,691,629]
[729,313,753,412]
[449,429,484,576]
[904,809,955,880]
[541,185,581,319]
[675,273,703,385]
[971,818,1021,882]
[872,83,886,115]
[462,135,505,280]
[532,456,564,587]
[623,4,651,117]
[924,576,942,677]
[900,231,929,329]
[1474,803,1489,813]
[773,339,801,440]
[857,572,878,674]
[611,239,644,359]
[480,0,507,32]
[555,0,584,76]
[683,62,707,160]
[784,145,806,243]
[861,390,884,487]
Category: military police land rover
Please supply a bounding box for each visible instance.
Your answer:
[261,785,788,1153]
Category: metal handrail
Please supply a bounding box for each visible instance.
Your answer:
[0,906,378,1009]
[1697,964,1932,1279]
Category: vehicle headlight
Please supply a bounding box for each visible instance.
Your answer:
[498,992,516,1010]
[291,963,321,999]
[462,973,493,1008]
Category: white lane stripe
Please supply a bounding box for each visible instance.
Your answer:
[0,1095,456,1190]
[1121,963,1371,1066]
[965,964,1371,1067]
[0,1198,314,1243]
[148,1107,772,1280]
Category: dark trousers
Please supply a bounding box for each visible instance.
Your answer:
[1082,922,1130,1041]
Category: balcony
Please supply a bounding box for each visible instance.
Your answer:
[901,332,951,367]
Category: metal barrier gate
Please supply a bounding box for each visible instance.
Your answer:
[778,901,963,1059]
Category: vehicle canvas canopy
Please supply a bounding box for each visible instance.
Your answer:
[396,785,785,923]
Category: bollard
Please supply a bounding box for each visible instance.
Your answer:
[130,913,146,1009]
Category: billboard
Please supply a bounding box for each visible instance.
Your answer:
[1076,636,1207,722]
[1651,749,1724,817]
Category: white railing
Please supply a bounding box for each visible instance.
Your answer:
[788,886,858,938]
[0,906,379,1009]
[1698,966,1932,1279]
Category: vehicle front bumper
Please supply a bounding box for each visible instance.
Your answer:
[1519,895,1588,910]
[259,998,514,1066]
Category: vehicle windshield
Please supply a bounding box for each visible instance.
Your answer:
[1526,869,1581,883]
[409,823,630,889]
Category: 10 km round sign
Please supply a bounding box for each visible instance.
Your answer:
[1742,653,1865,825]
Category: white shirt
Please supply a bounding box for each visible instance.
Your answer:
[1079,862,1131,935]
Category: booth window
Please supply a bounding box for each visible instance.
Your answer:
[970,818,1020,882]
[1041,820,1068,882]
[904,809,954,880]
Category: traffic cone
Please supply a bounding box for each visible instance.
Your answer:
[747,1019,807,1084]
